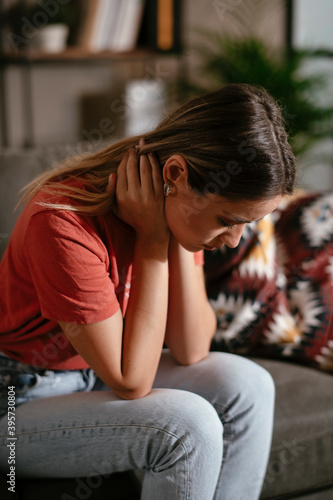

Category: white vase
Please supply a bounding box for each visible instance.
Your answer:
[124,79,166,137]
[37,24,69,53]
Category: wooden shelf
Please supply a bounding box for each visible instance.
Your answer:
[0,47,166,65]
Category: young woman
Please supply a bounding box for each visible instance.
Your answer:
[0,83,295,499]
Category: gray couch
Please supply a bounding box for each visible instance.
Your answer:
[1,146,333,500]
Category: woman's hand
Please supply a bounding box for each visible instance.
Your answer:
[112,145,169,244]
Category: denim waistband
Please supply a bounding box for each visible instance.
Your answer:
[0,352,96,419]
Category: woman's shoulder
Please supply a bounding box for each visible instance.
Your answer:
[14,180,103,250]
[28,177,85,211]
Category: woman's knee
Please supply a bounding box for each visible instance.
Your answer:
[150,389,223,456]
[118,389,223,482]
[142,390,223,499]
[153,388,223,432]
[196,352,275,412]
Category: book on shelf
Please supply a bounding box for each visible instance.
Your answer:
[138,0,182,53]
[77,0,182,54]
[79,0,146,53]
[0,0,182,56]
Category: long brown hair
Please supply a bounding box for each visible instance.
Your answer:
[19,83,296,215]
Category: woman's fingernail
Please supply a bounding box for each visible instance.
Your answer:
[139,138,145,146]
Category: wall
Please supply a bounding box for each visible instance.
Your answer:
[293,0,333,191]
[4,63,116,147]
[2,55,181,149]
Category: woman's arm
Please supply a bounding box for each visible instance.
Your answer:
[165,234,217,365]
[60,149,170,400]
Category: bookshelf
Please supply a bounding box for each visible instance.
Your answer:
[0,47,158,64]
[0,0,183,148]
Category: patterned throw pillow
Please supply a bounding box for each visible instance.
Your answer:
[206,192,333,373]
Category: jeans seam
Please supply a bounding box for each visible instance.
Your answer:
[213,403,234,468]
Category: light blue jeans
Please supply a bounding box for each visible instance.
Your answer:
[0,350,275,500]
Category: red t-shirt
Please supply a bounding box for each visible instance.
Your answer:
[0,187,204,370]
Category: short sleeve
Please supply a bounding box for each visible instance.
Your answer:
[25,211,120,324]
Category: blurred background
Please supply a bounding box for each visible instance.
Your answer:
[0,0,333,190]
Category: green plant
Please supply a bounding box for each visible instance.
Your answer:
[179,33,333,160]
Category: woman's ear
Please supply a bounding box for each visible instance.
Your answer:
[163,155,188,190]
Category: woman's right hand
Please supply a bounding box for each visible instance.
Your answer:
[114,147,169,244]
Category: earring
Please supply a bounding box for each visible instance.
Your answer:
[163,183,171,197]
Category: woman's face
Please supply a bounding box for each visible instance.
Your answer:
[163,155,283,252]
[164,184,283,253]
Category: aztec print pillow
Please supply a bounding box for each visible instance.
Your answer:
[205,191,333,373]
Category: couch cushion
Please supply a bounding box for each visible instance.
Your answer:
[253,358,333,499]
[207,192,333,374]
[285,489,333,500]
